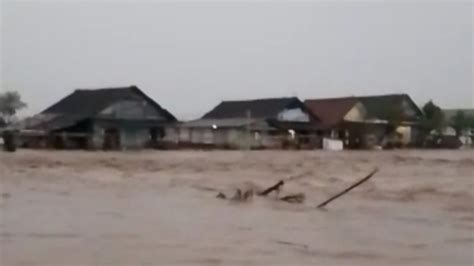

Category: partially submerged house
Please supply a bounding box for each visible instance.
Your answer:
[304,97,385,148]
[305,94,424,148]
[20,86,177,150]
[165,97,321,149]
[358,94,424,146]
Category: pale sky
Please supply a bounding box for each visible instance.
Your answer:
[1,0,473,119]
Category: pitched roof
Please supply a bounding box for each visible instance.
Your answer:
[357,94,423,121]
[42,85,177,121]
[202,97,315,120]
[304,97,360,126]
[305,94,423,123]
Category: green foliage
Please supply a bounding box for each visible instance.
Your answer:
[451,110,474,136]
[421,100,445,134]
[468,115,474,129]
[0,91,27,123]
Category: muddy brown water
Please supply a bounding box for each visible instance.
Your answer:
[1,150,473,266]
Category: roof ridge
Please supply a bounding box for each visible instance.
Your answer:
[305,96,358,102]
[305,94,410,102]
[74,85,137,92]
[357,93,409,98]
[220,96,297,103]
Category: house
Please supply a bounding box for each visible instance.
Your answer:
[19,86,177,150]
[305,94,424,148]
[358,94,424,146]
[304,97,386,148]
[165,97,321,149]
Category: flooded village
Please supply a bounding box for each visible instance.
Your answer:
[1,1,473,266]
[1,86,473,266]
[2,86,473,151]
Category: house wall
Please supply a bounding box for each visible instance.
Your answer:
[260,133,284,148]
[90,122,160,150]
[178,127,191,142]
[164,127,179,143]
[395,126,411,145]
[342,122,388,149]
[214,129,231,146]
[120,128,150,149]
[172,127,294,149]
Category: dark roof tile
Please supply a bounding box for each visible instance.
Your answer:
[202,97,315,120]
[42,86,177,121]
[305,94,423,123]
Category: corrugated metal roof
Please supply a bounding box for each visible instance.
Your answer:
[42,86,177,122]
[202,97,318,120]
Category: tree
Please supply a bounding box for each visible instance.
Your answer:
[451,110,468,136]
[421,100,445,134]
[451,110,474,136]
[0,91,27,124]
[467,115,474,129]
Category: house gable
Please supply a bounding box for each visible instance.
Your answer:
[343,102,368,122]
[304,97,360,126]
[358,94,423,122]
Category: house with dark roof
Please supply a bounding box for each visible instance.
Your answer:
[21,86,177,149]
[166,97,322,149]
[305,94,424,148]
[357,94,423,123]
[304,97,368,127]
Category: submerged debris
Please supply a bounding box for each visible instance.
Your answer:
[279,193,306,204]
[258,180,284,196]
[224,188,254,202]
[216,192,227,199]
[317,168,379,209]
[214,168,378,208]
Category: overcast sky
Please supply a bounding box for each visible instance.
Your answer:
[1,1,473,119]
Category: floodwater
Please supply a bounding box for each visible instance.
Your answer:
[1,150,473,266]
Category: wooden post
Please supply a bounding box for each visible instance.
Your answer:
[246,109,251,150]
[317,168,379,209]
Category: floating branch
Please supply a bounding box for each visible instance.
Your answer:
[317,168,379,209]
[258,180,285,196]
